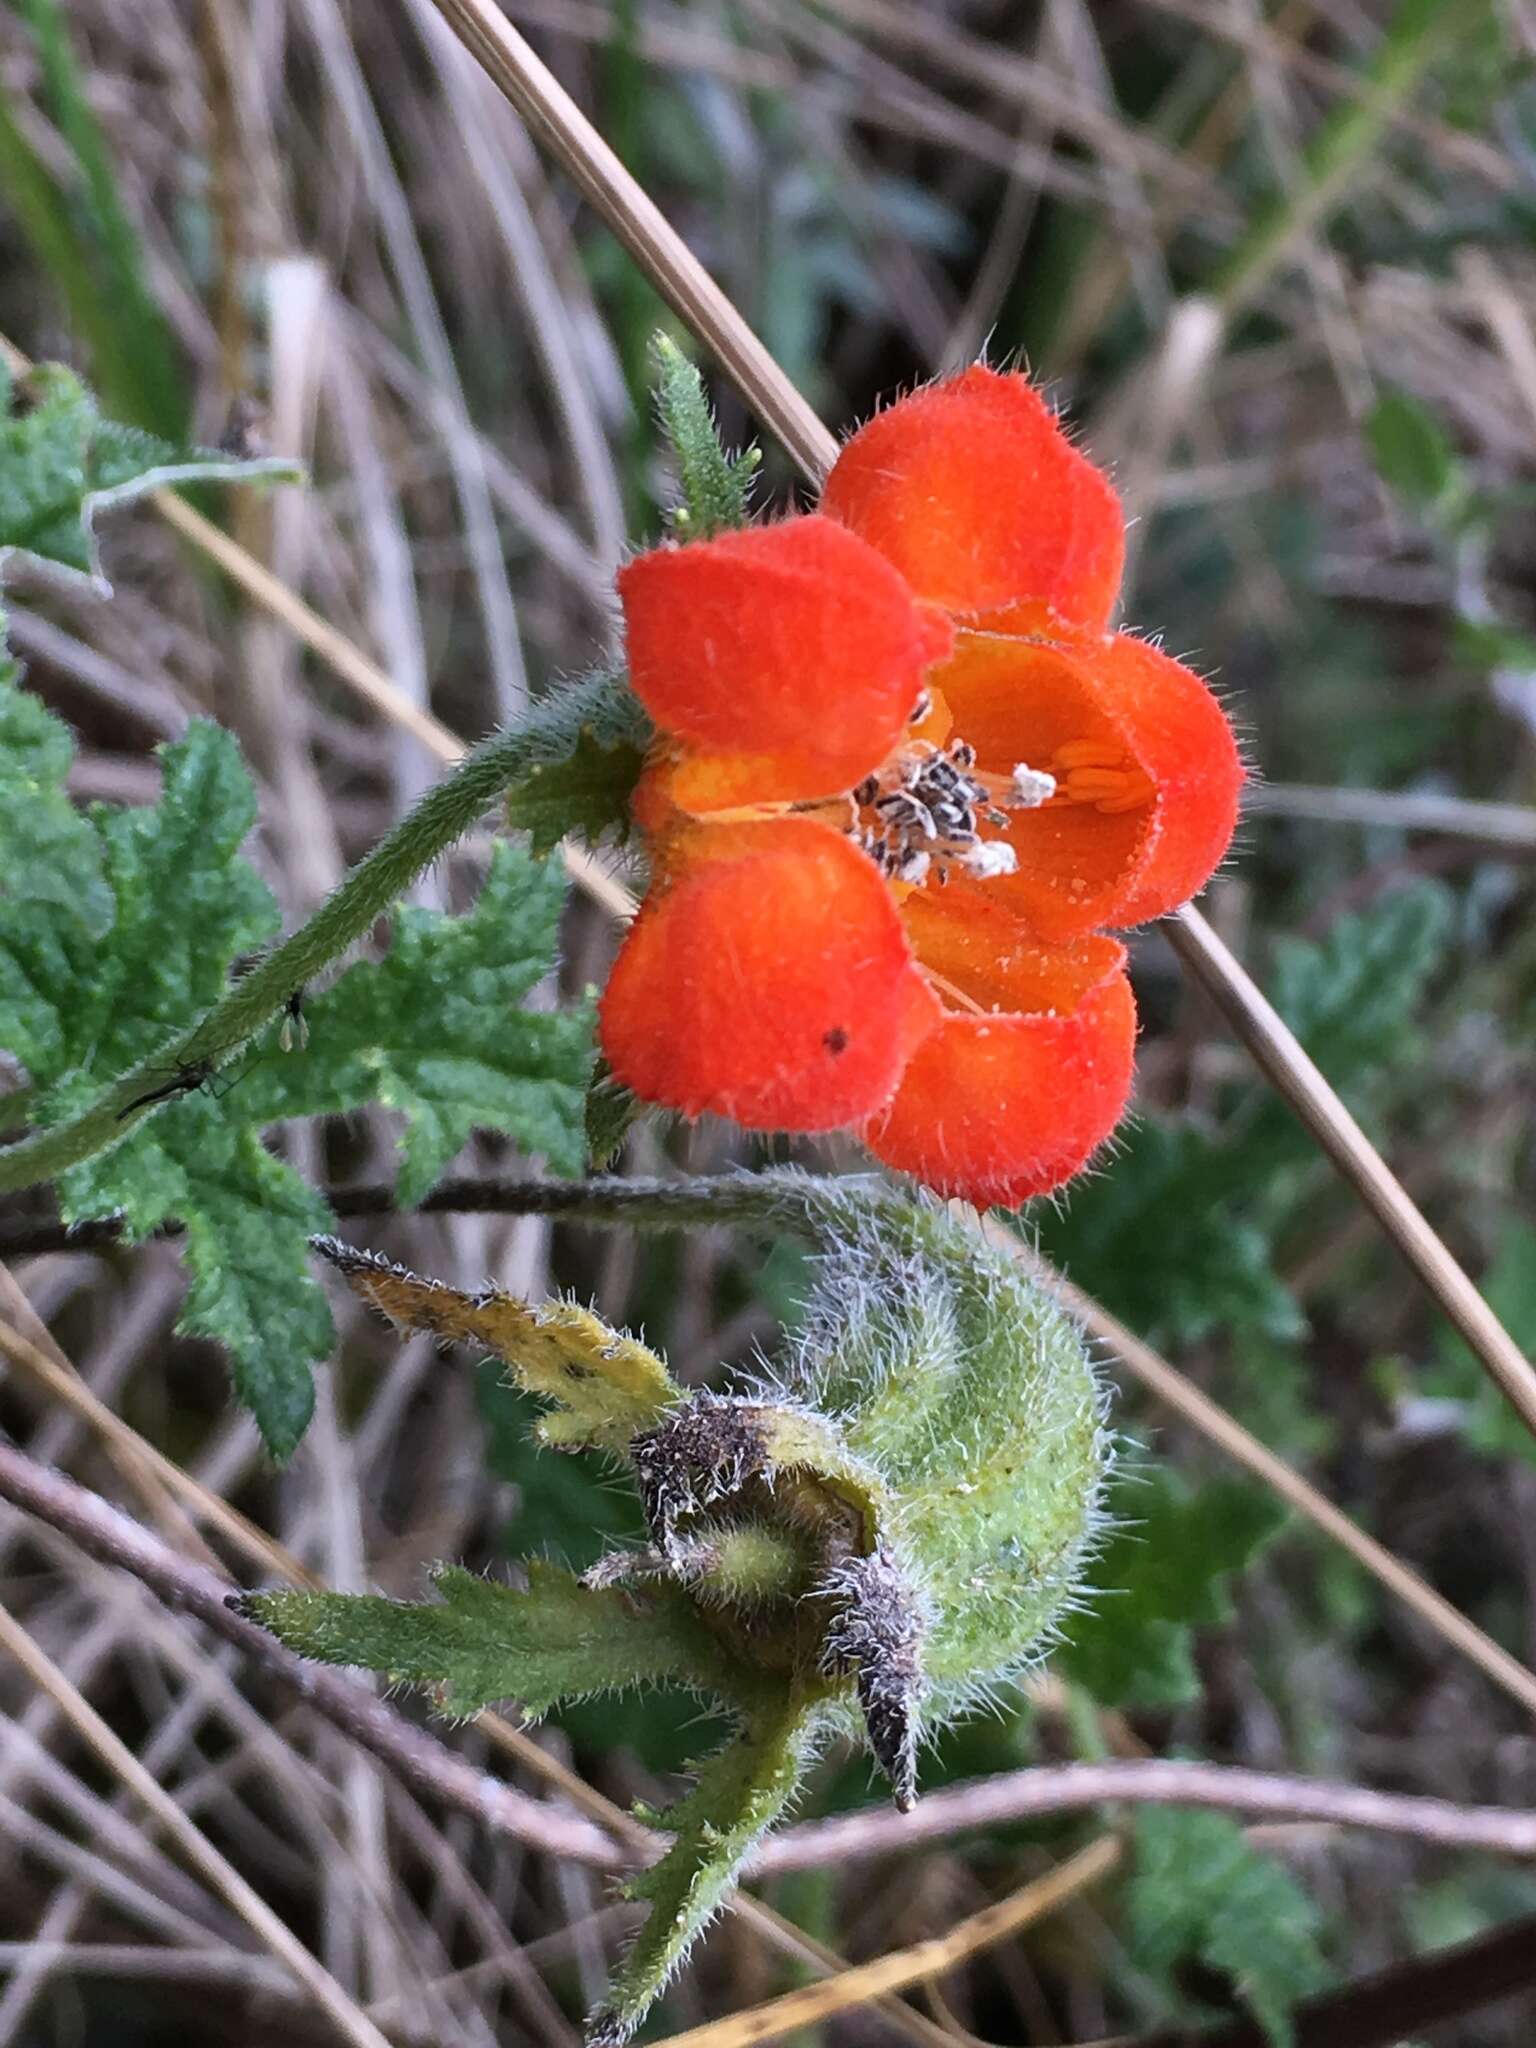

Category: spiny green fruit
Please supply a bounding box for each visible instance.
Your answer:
[243,1175,1109,2043]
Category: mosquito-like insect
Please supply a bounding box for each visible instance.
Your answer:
[116,1058,217,1120]
[115,1047,271,1120]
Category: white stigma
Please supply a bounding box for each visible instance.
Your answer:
[959,840,1018,880]
[1009,763,1057,808]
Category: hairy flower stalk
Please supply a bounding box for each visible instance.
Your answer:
[245,1175,1110,2042]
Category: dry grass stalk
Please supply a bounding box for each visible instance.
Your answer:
[650,1838,1123,2048]
[1001,1232,1536,1722]
[0,1599,394,2048]
[0,328,635,925]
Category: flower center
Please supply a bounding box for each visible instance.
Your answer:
[845,725,1152,890]
[850,738,1027,888]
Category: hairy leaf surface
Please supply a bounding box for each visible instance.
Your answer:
[652,333,760,537]
[596,1698,814,2044]
[501,667,650,857]
[313,1233,678,1451]
[0,682,588,1455]
[248,841,590,1204]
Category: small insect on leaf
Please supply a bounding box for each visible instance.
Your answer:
[278,987,308,1054]
[311,1235,682,1451]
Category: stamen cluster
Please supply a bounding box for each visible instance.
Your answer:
[853,733,1049,887]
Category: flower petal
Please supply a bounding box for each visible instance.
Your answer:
[896,884,1106,1014]
[600,818,939,1132]
[932,626,1242,940]
[1072,631,1244,929]
[618,514,950,802]
[862,930,1135,1208]
[821,366,1124,631]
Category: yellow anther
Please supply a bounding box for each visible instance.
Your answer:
[1050,742,1155,816]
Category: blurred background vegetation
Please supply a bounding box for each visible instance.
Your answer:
[3,0,1536,2042]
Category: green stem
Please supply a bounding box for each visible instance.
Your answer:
[0,1173,901,1257]
[0,721,547,1194]
[345,1171,901,1241]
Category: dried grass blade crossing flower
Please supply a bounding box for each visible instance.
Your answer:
[428,0,838,482]
[419,0,1536,1445]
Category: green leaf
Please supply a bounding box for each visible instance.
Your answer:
[247,841,591,1204]
[1037,1120,1303,1349]
[0,704,588,1454]
[1223,1333,1336,1464]
[1128,1808,1331,2047]
[1365,388,1460,512]
[0,716,330,1455]
[0,720,278,1095]
[84,725,278,1070]
[0,636,111,937]
[1236,880,1454,1181]
[0,363,296,585]
[244,1560,731,1719]
[501,668,650,858]
[62,1092,334,1459]
[1268,882,1453,1097]
[595,1698,815,2044]
[504,723,647,857]
[254,1557,818,2046]
[652,333,761,537]
[1060,1470,1286,1708]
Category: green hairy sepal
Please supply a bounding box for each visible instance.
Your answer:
[651,333,761,538]
[246,1176,1109,2041]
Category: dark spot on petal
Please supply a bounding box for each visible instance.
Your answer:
[823,1027,849,1055]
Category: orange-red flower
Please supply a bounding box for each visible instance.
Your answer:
[599,367,1243,1208]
